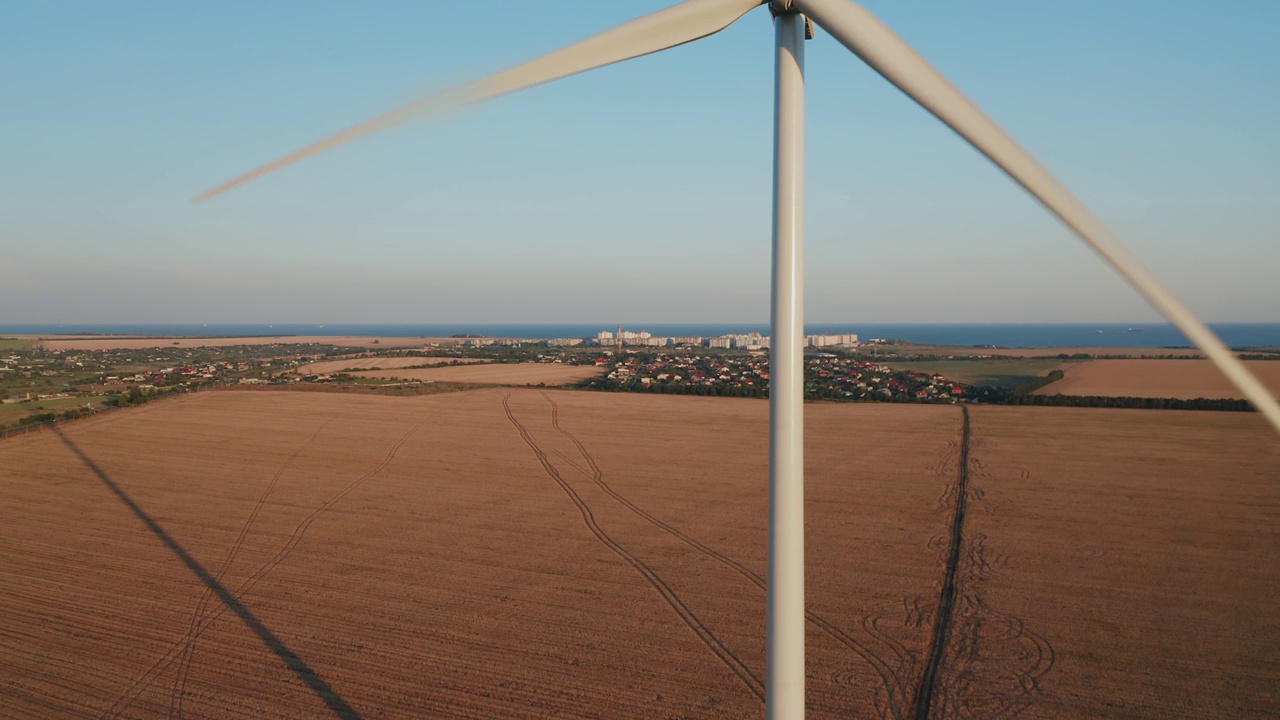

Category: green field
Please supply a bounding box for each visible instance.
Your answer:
[0,395,108,429]
[0,338,36,351]
[886,358,1077,389]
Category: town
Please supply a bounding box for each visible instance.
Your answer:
[461,327,868,350]
[0,331,986,433]
[0,340,350,430]
[581,350,970,402]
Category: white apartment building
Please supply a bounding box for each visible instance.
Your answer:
[806,333,858,347]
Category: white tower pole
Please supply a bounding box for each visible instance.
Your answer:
[768,7,806,719]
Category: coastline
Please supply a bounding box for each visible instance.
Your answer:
[6,322,1280,352]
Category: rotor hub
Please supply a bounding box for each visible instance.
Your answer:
[769,1,814,38]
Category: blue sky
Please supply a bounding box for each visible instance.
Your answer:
[3,0,1277,324]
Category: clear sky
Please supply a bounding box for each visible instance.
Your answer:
[3,0,1277,325]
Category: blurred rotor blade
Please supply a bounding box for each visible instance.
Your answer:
[195,0,764,202]
[797,0,1280,435]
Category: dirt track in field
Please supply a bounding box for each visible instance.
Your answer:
[501,393,767,702]
[1035,358,1280,399]
[911,407,971,720]
[1,391,1275,718]
[352,363,604,386]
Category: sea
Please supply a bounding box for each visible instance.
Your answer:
[3,323,1280,349]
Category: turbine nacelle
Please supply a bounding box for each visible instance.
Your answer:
[767,2,817,40]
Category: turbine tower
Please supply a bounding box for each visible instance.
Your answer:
[196,2,1280,717]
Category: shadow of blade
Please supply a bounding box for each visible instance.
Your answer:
[52,427,363,720]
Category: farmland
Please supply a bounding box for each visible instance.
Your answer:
[963,406,1280,719]
[0,390,1276,718]
[299,356,492,374]
[0,337,37,351]
[0,394,108,427]
[34,336,446,351]
[1036,359,1280,399]
[352,363,605,386]
[884,358,1077,389]
[878,344,1212,359]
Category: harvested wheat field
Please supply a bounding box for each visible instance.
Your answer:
[898,345,1211,359]
[299,357,491,374]
[0,390,1276,719]
[1036,359,1280,399]
[35,336,450,351]
[962,406,1280,719]
[353,362,605,386]
[0,390,955,719]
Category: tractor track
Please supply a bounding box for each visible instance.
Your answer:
[537,392,915,718]
[502,393,765,703]
[909,407,1054,720]
[911,406,971,720]
[929,428,1054,720]
[101,418,423,720]
[168,418,336,719]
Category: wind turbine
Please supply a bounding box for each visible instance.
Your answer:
[196,1,1280,717]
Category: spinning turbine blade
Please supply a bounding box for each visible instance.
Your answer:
[194,0,763,202]
[796,0,1280,435]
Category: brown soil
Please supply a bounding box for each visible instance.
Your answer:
[34,336,457,351]
[227,381,485,397]
[298,357,491,374]
[353,363,605,386]
[1035,359,1280,399]
[1,391,1274,718]
[892,344,1212,359]
[960,406,1280,719]
[0,391,956,719]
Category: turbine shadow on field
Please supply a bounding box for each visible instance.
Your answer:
[51,427,364,720]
